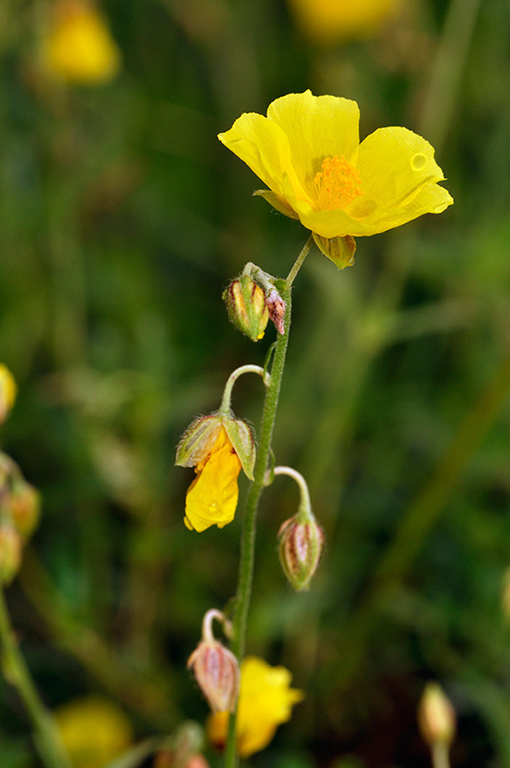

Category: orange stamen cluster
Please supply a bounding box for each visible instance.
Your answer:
[313,155,362,211]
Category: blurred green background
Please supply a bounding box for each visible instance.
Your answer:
[1,0,510,766]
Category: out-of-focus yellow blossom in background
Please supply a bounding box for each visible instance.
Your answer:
[219,90,453,241]
[184,426,242,532]
[42,0,121,84]
[54,696,133,768]
[0,364,17,425]
[286,0,398,46]
[207,656,304,757]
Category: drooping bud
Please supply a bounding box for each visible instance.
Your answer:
[175,415,224,468]
[223,275,269,342]
[278,516,324,591]
[418,682,456,748]
[188,640,239,713]
[0,526,22,585]
[9,480,41,540]
[0,365,17,425]
[188,610,239,713]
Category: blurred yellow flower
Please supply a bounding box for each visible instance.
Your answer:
[54,696,133,768]
[0,364,17,425]
[184,426,242,532]
[43,1,121,84]
[218,90,453,241]
[207,656,304,757]
[287,0,398,45]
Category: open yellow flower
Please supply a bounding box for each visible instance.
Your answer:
[218,91,453,242]
[43,1,121,84]
[184,426,242,532]
[54,696,133,768]
[207,656,304,757]
[287,0,398,45]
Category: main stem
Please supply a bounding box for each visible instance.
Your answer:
[0,588,71,768]
[224,234,313,768]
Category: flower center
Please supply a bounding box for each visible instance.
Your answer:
[313,155,362,211]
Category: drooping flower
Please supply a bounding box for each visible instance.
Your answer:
[182,425,243,532]
[287,0,398,46]
[42,0,121,84]
[207,656,304,757]
[218,91,453,260]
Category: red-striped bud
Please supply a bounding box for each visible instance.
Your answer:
[278,517,324,591]
[187,640,239,713]
[223,275,269,342]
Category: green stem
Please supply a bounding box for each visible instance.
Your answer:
[219,365,269,415]
[224,234,313,768]
[431,742,451,768]
[0,588,72,768]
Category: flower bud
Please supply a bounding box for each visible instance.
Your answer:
[223,275,269,342]
[0,365,17,425]
[0,526,22,585]
[418,682,456,748]
[188,640,239,713]
[278,516,324,591]
[9,480,41,540]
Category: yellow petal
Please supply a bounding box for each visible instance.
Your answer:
[349,126,453,234]
[266,91,360,188]
[218,113,302,203]
[184,431,241,532]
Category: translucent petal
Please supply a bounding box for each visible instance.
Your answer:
[218,113,306,201]
[354,126,453,228]
[266,90,360,190]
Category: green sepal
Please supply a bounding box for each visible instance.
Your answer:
[223,417,256,480]
[175,415,223,467]
[313,233,356,269]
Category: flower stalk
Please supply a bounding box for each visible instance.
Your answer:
[0,588,72,768]
[224,234,313,768]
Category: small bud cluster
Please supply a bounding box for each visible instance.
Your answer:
[0,453,41,585]
[223,269,286,341]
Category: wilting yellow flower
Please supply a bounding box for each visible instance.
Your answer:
[54,696,133,768]
[287,0,397,45]
[184,426,242,532]
[0,364,17,425]
[218,91,453,242]
[207,656,304,757]
[43,1,121,84]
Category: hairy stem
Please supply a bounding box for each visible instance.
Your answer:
[224,234,313,768]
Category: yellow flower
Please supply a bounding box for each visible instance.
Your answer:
[207,656,304,757]
[54,696,133,768]
[43,1,121,84]
[184,426,242,532]
[0,364,17,425]
[218,91,453,241]
[287,0,398,45]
